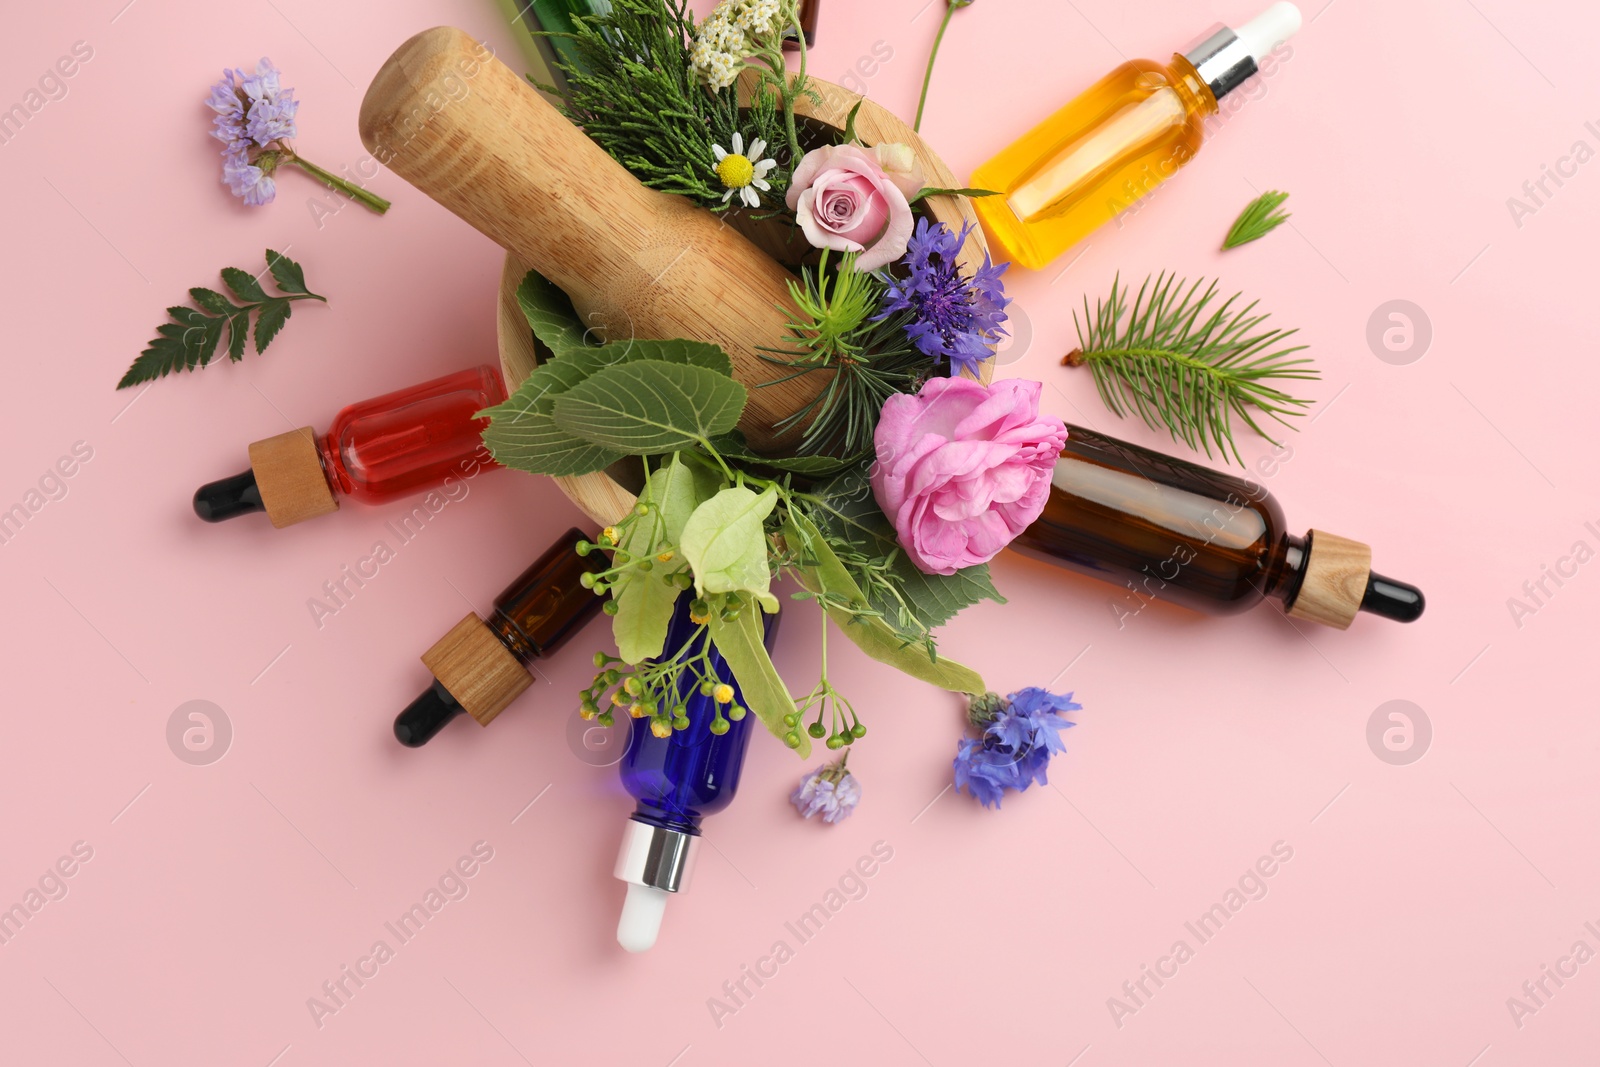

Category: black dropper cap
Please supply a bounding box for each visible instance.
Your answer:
[194,469,266,522]
[1360,572,1425,623]
[394,678,466,747]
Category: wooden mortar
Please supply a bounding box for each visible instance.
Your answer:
[490,75,994,526]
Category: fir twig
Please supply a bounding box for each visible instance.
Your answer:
[1223,190,1291,249]
[117,250,324,390]
[1064,273,1317,464]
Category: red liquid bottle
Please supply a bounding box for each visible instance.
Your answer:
[194,365,507,528]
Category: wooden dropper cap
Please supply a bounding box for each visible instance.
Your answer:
[1287,530,1424,629]
[194,427,338,528]
[245,429,338,528]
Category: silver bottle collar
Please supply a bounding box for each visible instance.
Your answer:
[613,816,698,893]
[1184,25,1258,102]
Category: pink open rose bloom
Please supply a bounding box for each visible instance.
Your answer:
[786,143,919,270]
[871,377,1068,575]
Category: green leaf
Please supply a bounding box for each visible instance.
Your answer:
[515,269,593,356]
[680,486,778,608]
[189,287,236,315]
[552,359,747,455]
[910,186,1002,204]
[117,251,324,390]
[805,468,1004,630]
[265,249,320,298]
[783,509,985,694]
[1222,190,1291,250]
[224,310,249,362]
[708,433,863,477]
[610,456,717,663]
[708,609,809,759]
[219,268,269,304]
[841,98,865,144]
[480,340,736,477]
[254,300,292,354]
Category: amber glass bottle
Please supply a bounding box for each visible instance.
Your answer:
[1012,428,1423,629]
[394,529,608,746]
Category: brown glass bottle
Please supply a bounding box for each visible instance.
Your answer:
[784,0,820,48]
[1012,428,1424,629]
[394,528,608,746]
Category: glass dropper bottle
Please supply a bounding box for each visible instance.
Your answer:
[1012,427,1424,628]
[394,528,608,745]
[614,594,776,952]
[194,364,506,529]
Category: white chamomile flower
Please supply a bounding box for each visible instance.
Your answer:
[711,131,778,209]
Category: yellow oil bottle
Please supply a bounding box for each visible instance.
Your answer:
[972,3,1302,270]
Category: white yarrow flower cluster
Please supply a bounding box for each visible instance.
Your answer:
[691,0,790,91]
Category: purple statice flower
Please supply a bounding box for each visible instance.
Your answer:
[952,687,1079,809]
[222,147,275,207]
[205,59,299,206]
[791,755,862,824]
[877,218,1010,378]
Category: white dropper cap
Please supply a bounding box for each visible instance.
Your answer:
[617,882,669,953]
[1236,2,1302,62]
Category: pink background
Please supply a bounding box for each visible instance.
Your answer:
[1,0,1595,1064]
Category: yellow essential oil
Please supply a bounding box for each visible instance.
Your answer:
[972,3,1302,270]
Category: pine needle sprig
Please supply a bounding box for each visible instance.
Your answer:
[1064,273,1317,464]
[117,250,324,390]
[758,252,926,457]
[1223,190,1291,249]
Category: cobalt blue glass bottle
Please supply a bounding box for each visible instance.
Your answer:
[613,594,777,952]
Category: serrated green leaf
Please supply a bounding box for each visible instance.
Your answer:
[220,267,269,304]
[611,456,716,664]
[254,300,291,354]
[708,433,862,477]
[224,311,249,362]
[189,287,236,315]
[783,509,985,694]
[117,251,325,389]
[805,468,1004,630]
[680,486,778,608]
[515,269,592,357]
[266,249,319,297]
[708,609,808,759]
[552,360,746,455]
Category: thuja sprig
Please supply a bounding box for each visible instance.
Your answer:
[1063,272,1318,465]
[1223,190,1292,250]
[539,0,788,209]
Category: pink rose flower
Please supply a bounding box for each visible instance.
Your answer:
[786,143,915,270]
[871,377,1068,576]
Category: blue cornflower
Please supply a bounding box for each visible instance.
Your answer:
[877,218,1010,378]
[952,687,1080,809]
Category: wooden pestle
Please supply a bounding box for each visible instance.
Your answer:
[358,26,819,452]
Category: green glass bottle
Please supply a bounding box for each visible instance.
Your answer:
[502,0,613,97]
